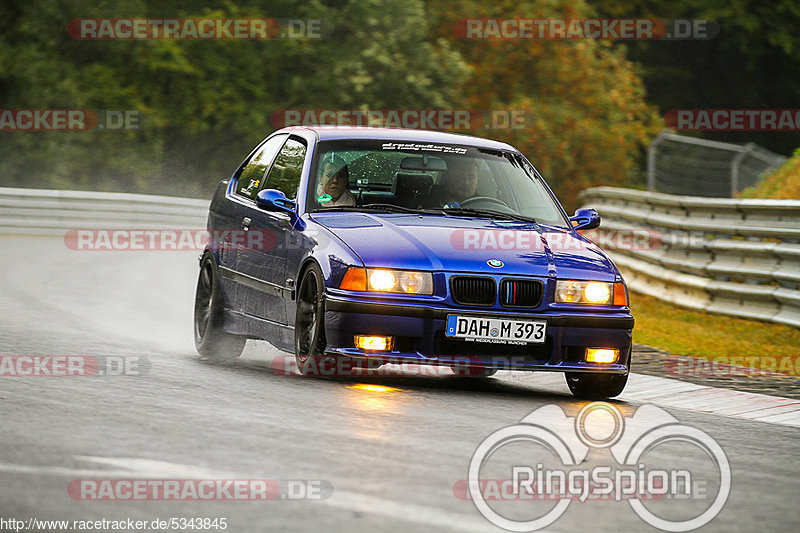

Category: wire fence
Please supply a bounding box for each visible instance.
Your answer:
[647,131,787,197]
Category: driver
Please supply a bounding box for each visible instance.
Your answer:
[317,155,355,207]
[427,158,479,207]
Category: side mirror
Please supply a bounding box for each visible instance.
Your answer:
[256,189,296,215]
[570,208,600,231]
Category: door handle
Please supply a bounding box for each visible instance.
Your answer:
[242,217,251,230]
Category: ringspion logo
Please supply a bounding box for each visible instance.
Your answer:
[462,402,730,531]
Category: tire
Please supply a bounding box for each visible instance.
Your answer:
[294,263,351,377]
[565,352,630,399]
[194,254,246,360]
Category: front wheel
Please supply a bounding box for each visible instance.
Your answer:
[294,263,351,377]
[565,372,628,399]
[194,254,246,360]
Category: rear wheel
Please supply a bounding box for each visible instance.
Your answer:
[294,264,351,377]
[194,254,246,360]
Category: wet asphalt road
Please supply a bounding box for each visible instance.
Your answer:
[0,235,798,532]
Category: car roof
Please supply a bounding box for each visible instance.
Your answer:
[277,126,518,152]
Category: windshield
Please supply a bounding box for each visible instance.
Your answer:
[307,140,570,227]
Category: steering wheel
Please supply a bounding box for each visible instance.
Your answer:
[459,196,511,209]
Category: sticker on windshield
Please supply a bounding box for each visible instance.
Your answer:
[317,194,332,203]
[380,142,468,154]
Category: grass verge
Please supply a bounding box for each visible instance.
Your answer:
[630,291,800,358]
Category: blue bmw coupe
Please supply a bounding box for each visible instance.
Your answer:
[194,127,634,398]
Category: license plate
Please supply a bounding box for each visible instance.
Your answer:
[445,315,546,344]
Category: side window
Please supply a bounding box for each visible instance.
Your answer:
[235,134,287,200]
[263,137,307,199]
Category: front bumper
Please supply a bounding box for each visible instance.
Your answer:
[324,294,634,374]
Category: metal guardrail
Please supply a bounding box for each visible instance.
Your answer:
[3,186,798,328]
[0,187,209,234]
[580,187,800,328]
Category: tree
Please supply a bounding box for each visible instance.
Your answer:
[590,0,800,155]
[425,0,661,207]
[0,0,467,196]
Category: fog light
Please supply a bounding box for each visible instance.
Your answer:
[585,348,619,363]
[354,335,394,351]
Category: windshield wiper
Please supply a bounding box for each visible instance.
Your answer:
[360,203,422,213]
[432,207,536,223]
[316,204,425,214]
[316,204,535,222]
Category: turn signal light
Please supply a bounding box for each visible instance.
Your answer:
[613,282,628,306]
[340,267,367,291]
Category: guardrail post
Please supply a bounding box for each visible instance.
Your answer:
[646,132,665,192]
[730,143,755,197]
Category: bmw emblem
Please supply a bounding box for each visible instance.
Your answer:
[487,259,504,268]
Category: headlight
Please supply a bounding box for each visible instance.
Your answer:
[339,267,433,295]
[555,280,624,305]
[369,270,396,291]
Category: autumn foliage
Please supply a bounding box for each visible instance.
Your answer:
[428,0,661,207]
[740,148,800,199]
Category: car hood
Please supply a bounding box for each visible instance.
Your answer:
[311,213,617,280]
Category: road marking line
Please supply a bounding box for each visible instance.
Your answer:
[621,374,800,427]
[0,464,137,477]
[0,457,521,532]
[504,370,800,427]
[323,490,548,533]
